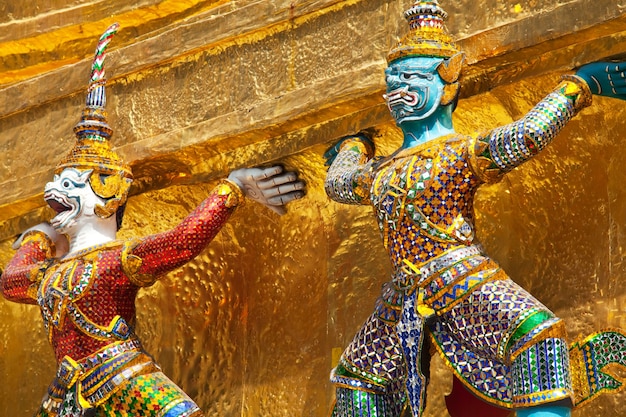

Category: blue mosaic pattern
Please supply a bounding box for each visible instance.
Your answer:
[325,79,595,415]
[485,87,576,173]
[511,337,572,407]
[396,291,427,415]
[331,387,406,417]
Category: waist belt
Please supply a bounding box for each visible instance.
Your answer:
[392,245,484,291]
[43,338,158,415]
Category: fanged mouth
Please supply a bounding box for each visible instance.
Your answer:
[44,191,77,228]
[384,86,420,108]
[46,196,71,214]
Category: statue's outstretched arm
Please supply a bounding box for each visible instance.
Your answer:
[470,61,626,183]
[324,133,377,205]
[469,75,593,183]
[122,166,304,286]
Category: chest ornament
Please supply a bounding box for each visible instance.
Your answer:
[38,259,130,342]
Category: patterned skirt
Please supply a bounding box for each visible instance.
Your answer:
[36,339,203,417]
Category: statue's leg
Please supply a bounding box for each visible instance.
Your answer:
[331,387,406,417]
[330,283,410,417]
[96,370,203,416]
[510,336,573,410]
[396,289,428,416]
[428,274,573,412]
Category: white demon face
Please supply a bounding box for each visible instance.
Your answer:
[384,56,445,125]
[44,168,103,234]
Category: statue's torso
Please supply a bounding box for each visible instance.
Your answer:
[38,242,138,363]
[370,135,481,271]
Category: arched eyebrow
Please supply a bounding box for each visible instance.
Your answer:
[400,63,440,72]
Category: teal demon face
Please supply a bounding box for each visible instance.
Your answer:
[44,168,101,234]
[384,57,445,125]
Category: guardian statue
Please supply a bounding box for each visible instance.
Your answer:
[324,2,626,417]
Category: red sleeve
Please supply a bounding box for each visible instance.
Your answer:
[1,231,55,304]
[121,180,244,286]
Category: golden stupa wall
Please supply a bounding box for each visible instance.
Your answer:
[1,0,625,416]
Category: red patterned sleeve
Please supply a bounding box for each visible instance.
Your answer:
[121,179,244,286]
[1,231,55,304]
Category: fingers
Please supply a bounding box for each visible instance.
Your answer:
[256,172,298,190]
[260,180,305,199]
[265,190,305,206]
[605,62,626,74]
[607,72,626,85]
[250,166,283,181]
[605,78,626,96]
[229,165,305,214]
[605,63,626,95]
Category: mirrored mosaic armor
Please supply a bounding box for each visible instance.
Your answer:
[325,1,626,416]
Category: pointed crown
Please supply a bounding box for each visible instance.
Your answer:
[387,1,460,63]
[55,23,133,218]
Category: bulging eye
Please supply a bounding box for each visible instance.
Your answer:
[400,72,434,81]
[62,180,71,188]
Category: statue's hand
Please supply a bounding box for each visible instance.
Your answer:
[324,131,375,166]
[576,62,626,100]
[228,166,305,215]
[12,222,69,257]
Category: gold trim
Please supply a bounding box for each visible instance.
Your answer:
[508,319,567,362]
[21,229,55,258]
[561,74,594,109]
[120,239,156,287]
[467,133,505,184]
[216,178,245,208]
[429,268,503,315]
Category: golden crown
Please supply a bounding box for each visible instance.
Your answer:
[387,0,460,63]
[55,23,133,218]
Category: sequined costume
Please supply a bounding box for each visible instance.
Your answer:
[1,180,244,417]
[325,76,620,414]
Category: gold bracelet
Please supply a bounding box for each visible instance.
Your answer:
[22,230,55,258]
[561,74,593,109]
[216,178,245,208]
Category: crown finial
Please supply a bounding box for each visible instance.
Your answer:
[387,1,460,63]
